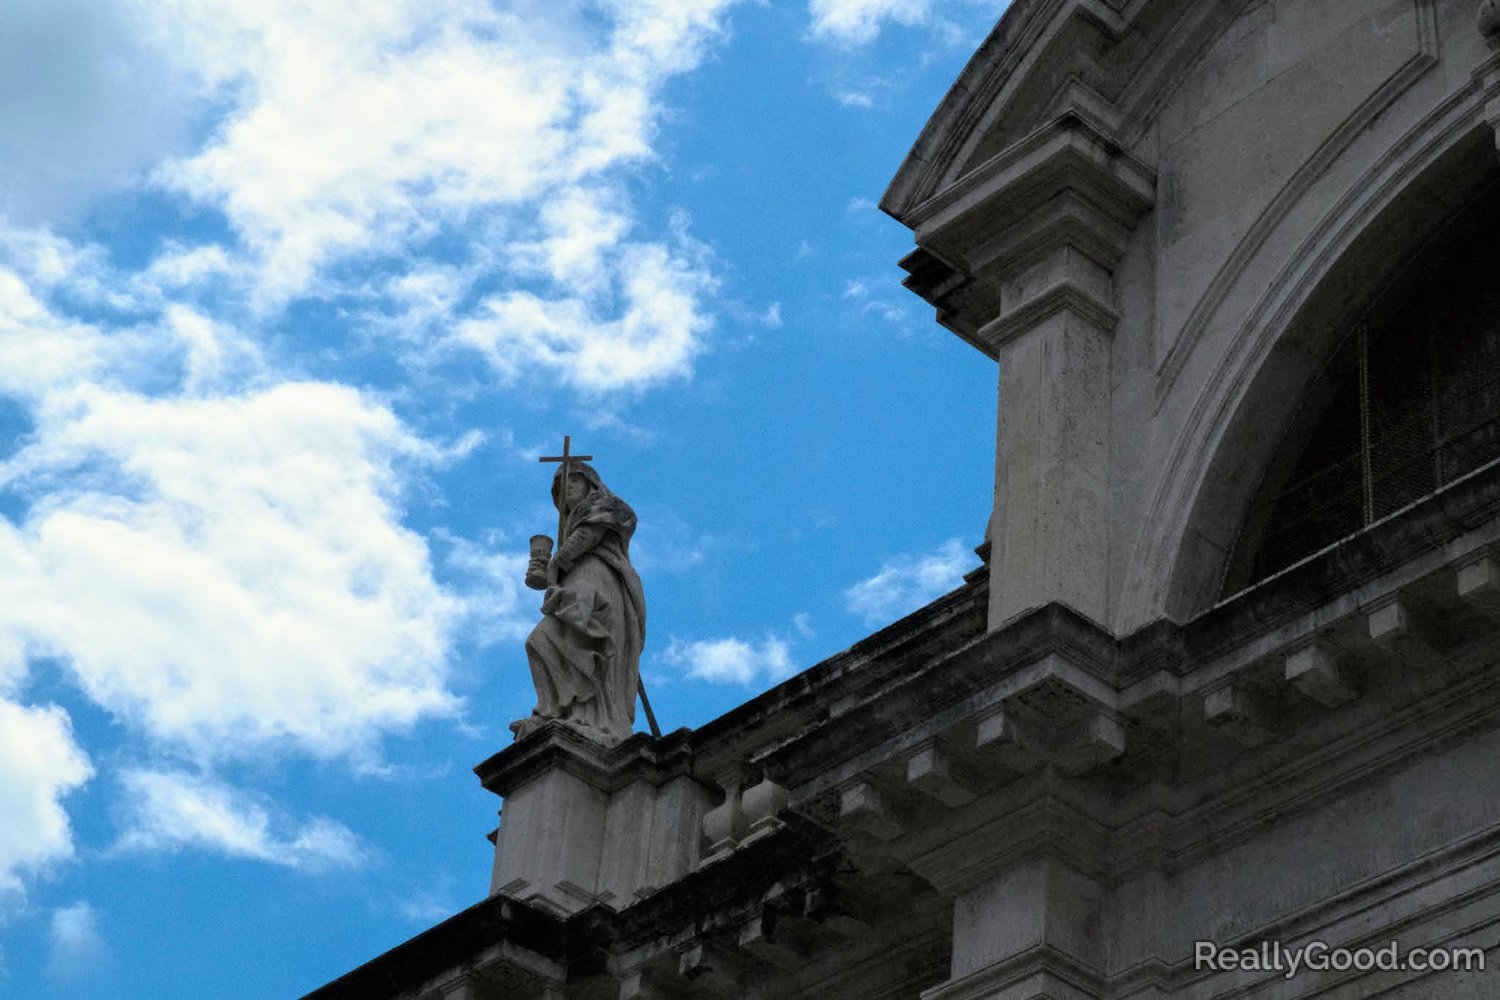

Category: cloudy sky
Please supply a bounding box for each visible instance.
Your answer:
[0,1,1006,995]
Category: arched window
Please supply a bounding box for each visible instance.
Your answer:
[1222,179,1500,595]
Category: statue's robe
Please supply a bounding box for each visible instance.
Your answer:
[522,486,645,744]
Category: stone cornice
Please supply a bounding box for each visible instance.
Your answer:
[475,723,697,799]
[686,583,988,785]
[891,104,1154,355]
[902,111,1154,256]
[681,463,1500,900]
[299,894,586,1000]
[882,0,1133,219]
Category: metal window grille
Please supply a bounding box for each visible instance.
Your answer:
[1225,196,1500,592]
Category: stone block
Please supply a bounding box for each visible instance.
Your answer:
[677,942,742,995]
[839,780,905,841]
[1203,684,1274,746]
[739,911,803,969]
[1052,713,1126,775]
[1284,640,1355,707]
[907,742,977,808]
[1366,595,1436,667]
[1457,555,1500,618]
[974,707,1040,772]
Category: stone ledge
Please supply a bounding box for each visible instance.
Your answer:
[475,723,696,799]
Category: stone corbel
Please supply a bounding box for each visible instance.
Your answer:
[1284,639,1356,708]
[838,779,905,841]
[676,942,745,995]
[1365,593,1438,668]
[1203,682,1276,746]
[1457,552,1500,617]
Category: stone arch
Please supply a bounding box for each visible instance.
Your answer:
[1121,101,1500,628]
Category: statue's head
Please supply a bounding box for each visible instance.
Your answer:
[551,461,604,510]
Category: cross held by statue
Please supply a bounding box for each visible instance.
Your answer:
[539,435,592,539]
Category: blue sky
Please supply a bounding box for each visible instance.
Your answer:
[0,1,1007,996]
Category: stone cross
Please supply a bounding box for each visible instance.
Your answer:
[539,435,592,541]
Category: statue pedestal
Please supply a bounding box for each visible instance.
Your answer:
[475,723,713,916]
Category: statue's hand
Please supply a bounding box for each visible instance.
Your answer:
[546,559,560,586]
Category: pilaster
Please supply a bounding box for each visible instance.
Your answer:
[923,855,1104,1000]
[896,97,1154,628]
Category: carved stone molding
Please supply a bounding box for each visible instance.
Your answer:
[897,106,1155,356]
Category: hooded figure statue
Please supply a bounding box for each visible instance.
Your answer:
[511,462,646,744]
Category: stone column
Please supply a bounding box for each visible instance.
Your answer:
[897,96,1154,629]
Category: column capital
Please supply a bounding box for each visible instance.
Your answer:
[899,100,1155,358]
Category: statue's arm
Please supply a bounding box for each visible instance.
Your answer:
[553,523,607,575]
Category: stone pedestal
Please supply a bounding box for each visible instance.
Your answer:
[475,724,714,916]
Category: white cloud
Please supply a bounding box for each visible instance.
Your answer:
[48,901,106,978]
[0,701,92,899]
[125,0,737,391]
[0,0,199,223]
[116,769,366,873]
[0,380,463,765]
[0,277,465,766]
[844,538,971,626]
[395,891,455,924]
[629,507,715,576]
[455,234,716,393]
[663,634,795,685]
[441,534,535,647]
[808,0,933,45]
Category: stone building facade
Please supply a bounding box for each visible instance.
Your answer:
[308,2,1500,997]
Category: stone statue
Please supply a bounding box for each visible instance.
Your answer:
[510,460,646,745]
[1483,0,1500,42]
